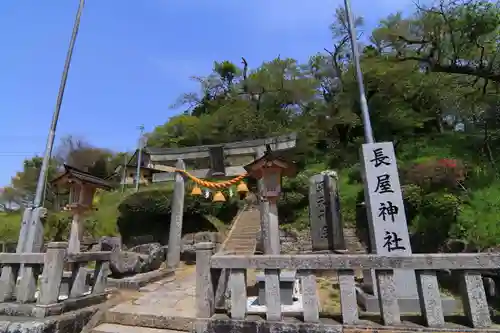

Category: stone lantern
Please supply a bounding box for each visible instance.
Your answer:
[244,148,296,254]
[51,165,113,253]
[244,149,299,310]
[244,149,296,204]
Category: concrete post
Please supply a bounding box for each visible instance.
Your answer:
[324,173,346,251]
[16,208,33,253]
[309,172,346,252]
[167,159,186,269]
[38,242,67,305]
[195,242,215,318]
[267,199,280,255]
[255,148,271,254]
[21,207,46,254]
[68,213,83,253]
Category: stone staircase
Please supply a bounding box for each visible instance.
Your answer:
[219,204,261,255]
[343,227,366,254]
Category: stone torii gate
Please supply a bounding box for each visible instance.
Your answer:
[145,133,297,269]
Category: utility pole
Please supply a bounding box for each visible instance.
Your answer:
[33,0,86,207]
[343,0,374,144]
[135,125,145,192]
[120,154,128,194]
[18,0,86,256]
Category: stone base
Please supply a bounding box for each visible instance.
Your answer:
[0,292,108,318]
[355,286,459,314]
[0,302,101,333]
[246,296,304,316]
[196,314,500,333]
[256,271,296,305]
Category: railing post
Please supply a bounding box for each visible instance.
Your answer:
[0,264,19,302]
[92,260,110,294]
[38,242,67,305]
[196,242,215,319]
[460,271,491,328]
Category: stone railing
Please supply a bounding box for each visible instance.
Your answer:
[0,242,111,318]
[195,242,499,333]
[0,242,18,253]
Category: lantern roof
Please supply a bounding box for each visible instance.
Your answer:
[244,147,296,179]
[50,164,113,191]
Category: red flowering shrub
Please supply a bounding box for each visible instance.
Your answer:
[403,158,466,191]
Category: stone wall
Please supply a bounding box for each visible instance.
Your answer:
[279,227,366,254]
[280,229,312,254]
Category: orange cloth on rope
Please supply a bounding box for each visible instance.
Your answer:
[174,169,248,189]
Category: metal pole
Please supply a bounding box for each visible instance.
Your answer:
[135,125,145,192]
[121,154,127,194]
[343,0,375,144]
[33,0,86,207]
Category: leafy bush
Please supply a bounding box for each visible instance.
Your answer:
[403,158,466,191]
[452,182,500,251]
[116,187,241,244]
[409,192,461,253]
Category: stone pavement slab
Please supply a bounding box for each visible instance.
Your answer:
[105,267,197,331]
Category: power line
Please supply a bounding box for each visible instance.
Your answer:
[0,154,45,157]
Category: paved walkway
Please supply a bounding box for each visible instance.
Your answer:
[105,266,197,331]
[132,268,196,316]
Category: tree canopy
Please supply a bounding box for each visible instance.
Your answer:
[146,0,500,252]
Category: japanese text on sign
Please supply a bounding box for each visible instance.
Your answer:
[362,142,410,255]
[315,181,326,221]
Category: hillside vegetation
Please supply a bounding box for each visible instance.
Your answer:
[1,0,500,253]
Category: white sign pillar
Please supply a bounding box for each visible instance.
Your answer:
[360,142,418,298]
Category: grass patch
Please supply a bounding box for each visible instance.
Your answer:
[0,211,21,242]
[317,273,342,315]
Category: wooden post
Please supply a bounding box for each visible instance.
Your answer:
[167,159,186,269]
[38,242,67,305]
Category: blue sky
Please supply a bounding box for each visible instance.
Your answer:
[0,0,415,187]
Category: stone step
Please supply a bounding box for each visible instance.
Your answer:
[220,205,261,254]
[93,323,184,333]
[228,232,258,236]
[224,242,255,248]
[225,238,256,242]
[105,303,194,332]
[226,244,253,250]
[225,241,254,245]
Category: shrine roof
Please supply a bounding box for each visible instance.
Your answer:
[50,164,113,190]
[244,149,297,177]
